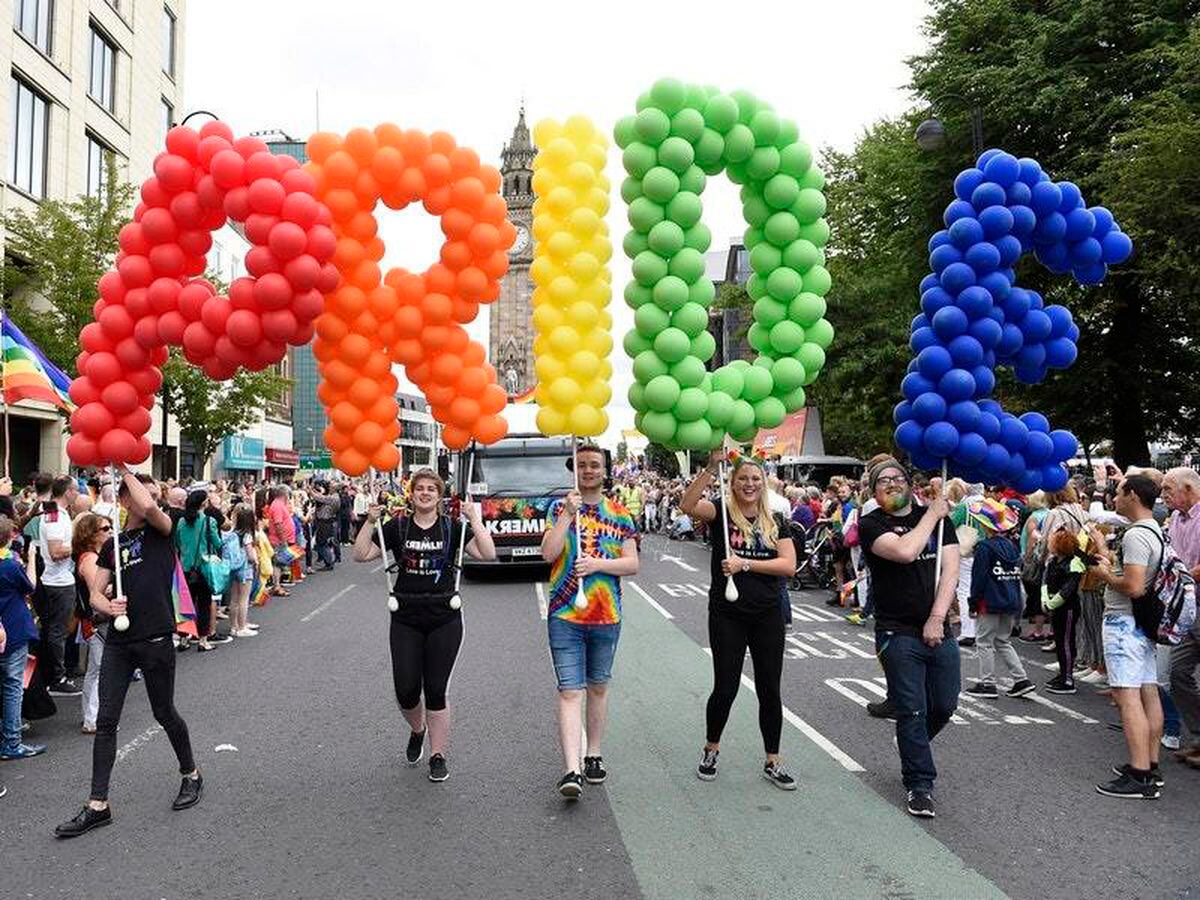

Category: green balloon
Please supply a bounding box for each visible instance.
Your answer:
[622,143,657,178]
[712,365,744,397]
[782,239,821,273]
[641,410,678,444]
[623,231,649,259]
[763,174,800,210]
[771,356,807,392]
[702,94,739,133]
[730,89,759,124]
[634,411,644,433]
[670,108,706,142]
[799,166,825,190]
[613,116,639,149]
[624,280,652,308]
[654,327,691,363]
[754,396,786,429]
[635,91,654,111]
[723,124,755,162]
[650,77,687,115]
[624,328,652,358]
[747,322,771,353]
[635,107,671,145]
[683,222,712,253]
[700,372,713,392]
[797,342,827,377]
[645,374,682,412]
[670,355,706,388]
[791,188,826,224]
[769,320,805,354]
[652,274,689,311]
[781,386,807,412]
[729,399,756,434]
[707,428,726,450]
[690,330,716,361]
[628,381,647,412]
[743,226,764,249]
[628,197,665,233]
[778,141,812,177]
[775,120,799,148]
[676,418,713,450]
[764,211,801,246]
[748,242,781,274]
[688,84,713,107]
[753,354,774,369]
[672,301,709,337]
[788,291,826,327]
[705,391,734,427]
[694,128,725,167]
[729,359,751,370]
[806,318,835,350]
[620,177,644,204]
[742,195,771,229]
[753,296,788,328]
[742,364,773,401]
[657,136,695,174]
[688,277,715,305]
[648,220,685,257]
[766,267,803,302]
[634,302,669,337]
[746,146,781,181]
[642,166,681,203]
[797,218,830,247]
[666,192,702,229]
[731,424,758,444]
[633,350,668,383]
[632,250,669,286]
[674,387,708,422]
[803,265,832,297]
[668,248,706,283]
[678,166,706,194]
[750,109,780,145]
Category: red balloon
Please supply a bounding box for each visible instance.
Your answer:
[165,126,201,162]
[118,224,149,256]
[268,222,308,260]
[99,381,139,416]
[245,245,280,278]
[244,152,279,182]
[244,213,279,246]
[140,207,177,244]
[127,366,163,395]
[202,357,236,380]
[98,429,137,464]
[226,309,262,348]
[117,406,152,436]
[140,178,170,209]
[117,255,153,287]
[124,287,151,318]
[68,377,100,406]
[97,270,126,303]
[148,243,186,277]
[210,149,246,190]
[182,322,217,359]
[147,278,181,313]
[248,178,286,215]
[200,296,232,334]
[80,322,113,354]
[281,192,319,228]
[85,352,122,387]
[284,254,320,292]
[169,192,205,229]
[262,309,298,342]
[66,434,99,467]
[228,277,256,310]
[177,281,213,321]
[223,186,250,221]
[254,273,293,310]
[131,436,152,464]
[114,337,151,370]
[177,229,211,257]
[306,225,337,260]
[154,153,193,193]
[72,402,114,439]
[133,315,162,349]
[157,311,187,344]
[195,173,223,209]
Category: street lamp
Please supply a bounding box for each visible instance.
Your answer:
[915,94,984,159]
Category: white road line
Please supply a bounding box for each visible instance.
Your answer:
[790,632,848,659]
[371,563,386,573]
[957,691,1053,726]
[826,677,968,725]
[812,631,876,659]
[300,585,356,623]
[630,582,674,620]
[953,695,1001,724]
[1025,691,1099,724]
[535,583,548,621]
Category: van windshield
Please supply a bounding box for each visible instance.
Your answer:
[475,454,574,497]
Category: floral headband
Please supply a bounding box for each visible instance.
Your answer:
[726,446,768,469]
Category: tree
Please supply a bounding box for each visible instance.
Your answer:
[644,442,680,478]
[616,439,628,463]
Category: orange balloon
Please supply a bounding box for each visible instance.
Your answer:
[479,384,507,415]
[371,443,400,472]
[306,132,343,164]
[324,426,352,452]
[430,353,463,385]
[334,447,369,476]
[441,424,470,450]
[426,384,456,408]
[352,420,384,453]
[449,396,480,428]
[368,395,396,425]
[330,400,364,432]
[472,414,508,445]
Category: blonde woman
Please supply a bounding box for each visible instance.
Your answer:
[681,449,797,790]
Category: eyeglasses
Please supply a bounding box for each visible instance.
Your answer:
[99,524,112,532]
[876,476,909,487]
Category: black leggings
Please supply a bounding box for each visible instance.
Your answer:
[91,637,195,801]
[187,572,213,637]
[389,614,463,712]
[706,608,785,754]
[1050,598,1080,678]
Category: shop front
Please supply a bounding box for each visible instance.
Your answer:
[266,447,300,482]
[218,435,265,486]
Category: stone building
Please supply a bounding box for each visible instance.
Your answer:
[489,106,534,396]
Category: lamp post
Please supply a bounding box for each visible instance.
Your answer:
[914,94,984,158]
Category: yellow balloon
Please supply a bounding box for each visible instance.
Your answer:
[531,215,558,243]
[531,169,559,196]
[544,137,576,169]
[535,354,566,383]
[546,232,577,259]
[567,253,601,283]
[583,330,613,357]
[549,375,582,408]
[529,256,560,285]
[531,119,563,146]
[537,406,568,436]
[568,301,600,330]
[583,381,612,407]
[570,350,602,379]
[549,275,578,305]
[532,303,564,333]
[569,405,606,437]
[549,325,579,356]
[546,186,575,217]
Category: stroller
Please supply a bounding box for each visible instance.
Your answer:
[668,513,696,541]
[790,520,835,591]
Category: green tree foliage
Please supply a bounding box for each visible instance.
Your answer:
[645,442,680,478]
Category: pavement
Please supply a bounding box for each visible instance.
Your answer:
[2,533,1197,900]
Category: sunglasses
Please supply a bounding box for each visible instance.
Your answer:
[99,524,113,532]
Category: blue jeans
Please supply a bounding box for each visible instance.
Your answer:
[1,644,29,754]
[779,583,792,625]
[876,631,961,793]
[547,617,621,691]
[1161,686,1181,739]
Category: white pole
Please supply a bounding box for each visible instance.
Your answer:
[933,458,948,596]
[572,438,588,611]
[720,460,738,602]
[109,465,129,631]
[447,445,477,611]
[369,467,398,612]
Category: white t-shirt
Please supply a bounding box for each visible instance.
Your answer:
[353,492,369,516]
[768,490,791,516]
[93,500,117,523]
[38,505,75,586]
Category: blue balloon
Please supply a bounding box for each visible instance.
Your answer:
[1014,363,1047,385]
[975,148,1004,169]
[1069,237,1103,266]
[1009,205,1037,236]
[954,168,986,202]
[1067,323,1080,342]
[1090,206,1114,236]
[1057,181,1083,212]
[971,365,996,397]
[1074,262,1107,285]
[996,323,1024,358]
[1003,451,1028,482]
[968,316,1003,350]
[1045,305,1073,339]
[1044,337,1078,369]
[978,270,1011,302]
[1014,469,1042,494]
[895,420,925,454]
[907,359,919,374]
[1005,181,1032,206]
[938,368,976,403]
[943,199,978,227]
[1041,464,1069,492]
[980,442,1011,479]
[917,345,954,381]
[1016,157,1043,186]
[986,306,1006,325]
[979,399,1003,417]
[921,287,955,318]
[977,205,1014,239]
[983,152,1020,188]
[1049,429,1078,461]
[976,411,1002,443]
[912,390,948,425]
[994,235,1023,267]
[930,242,964,273]
[947,400,981,433]
[956,285,993,320]
[911,313,930,331]
[1101,230,1133,264]
[1019,411,1050,433]
[910,326,938,354]
[901,371,935,401]
[1003,287,1031,321]
[928,229,952,252]
[919,273,940,293]
[932,305,969,341]
[999,416,1030,452]
[948,334,984,368]
[948,216,985,249]
[1030,180,1063,216]
[910,449,942,472]
[1015,342,1047,372]
[965,241,1001,272]
[982,348,997,368]
[893,400,914,424]
[999,267,1017,285]
[971,181,1007,210]
[1019,308,1052,342]
[940,262,977,294]
[1028,289,1045,309]
[1024,430,1054,465]
[1033,211,1067,244]
[923,421,960,457]
[1064,207,1096,242]
[1034,241,1070,272]
[953,432,989,466]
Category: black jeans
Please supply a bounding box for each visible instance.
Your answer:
[36,583,75,684]
[315,519,337,567]
[389,614,463,711]
[90,637,196,801]
[706,607,785,754]
[186,571,214,637]
[1050,598,1080,679]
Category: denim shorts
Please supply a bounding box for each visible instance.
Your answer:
[547,617,621,691]
[1102,614,1157,688]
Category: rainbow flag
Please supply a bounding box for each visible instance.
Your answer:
[172,559,198,637]
[1,314,73,411]
[508,385,536,404]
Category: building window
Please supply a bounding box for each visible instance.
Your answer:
[161,97,173,140]
[89,25,117,112]
[15,0,53,54]
[161,6,176,77]
[86,132,115,199]
[9,75,49,198]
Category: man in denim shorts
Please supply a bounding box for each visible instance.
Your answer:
[1090,474,1165,799]
[540,444,639,800]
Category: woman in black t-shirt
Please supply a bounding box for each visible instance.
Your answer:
[680,449,797,791]
[352,468,495,783]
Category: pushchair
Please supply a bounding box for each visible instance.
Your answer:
[789,520,835,591]
[668,513,696,541]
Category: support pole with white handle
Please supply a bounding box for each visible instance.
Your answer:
[109,465,129,631]
[719,460,738,602]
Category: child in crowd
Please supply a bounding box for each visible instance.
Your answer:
[1041,527,1095,694]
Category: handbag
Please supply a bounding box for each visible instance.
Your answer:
[189,517,230,597]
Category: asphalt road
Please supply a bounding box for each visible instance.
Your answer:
[1,534,1196,900]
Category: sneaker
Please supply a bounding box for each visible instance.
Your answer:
[176,636,192,652]
[0,742,46,760]
[965,682,999,699]
[1111,763,1164,788]
[232,628,257,638]
[245,623,260,632]
[196,639,216,652]
[55,805,113,838]
[867,699,899,720]
[1096,770,1160,799]
[209,633,233,645]
[583,755,607,784]
[405,729,426,766]
[1044,676,1077,695]
[428,753,448,783]
[957,636,976,648]
[48,679,82,696]
[845,612,866,627]
[1005,679,1036,698]
[1040,641,1057,653]
[1017,631,1043,643]
[172,773,203,810]
[906,790,935,818]
[825,594,841,607]
[1161,734,1182,751]
[216,609,229,620]
[697,747,719,781]
[557,771,583,799]
[762,760,797,791]
[81,724,96,735]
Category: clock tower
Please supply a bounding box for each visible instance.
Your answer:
[491,106,535,397]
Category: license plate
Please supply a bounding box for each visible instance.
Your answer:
[509,546,543,557]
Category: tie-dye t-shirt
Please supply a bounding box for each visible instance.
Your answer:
[548,496,638,625]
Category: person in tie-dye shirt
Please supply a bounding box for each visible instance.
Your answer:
[541,444,639,800]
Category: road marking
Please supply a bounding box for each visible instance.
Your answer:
[115,725,163,762]
[791,603,847,623]
[300,584,356,623]
[371,563,386,573]
[657,582,708,598]
[659,554,699,572]
[1025,691,1099,724]
[811,631,876,659]
[535,583,548,621]
[790,632,847,659]
[957,692,1054,726]
[630,582,674,620]
[703,649,864,772]
[825,677,968,725]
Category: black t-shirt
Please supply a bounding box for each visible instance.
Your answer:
[859,506,958,637]
[97,524,178,644]
[374,515,473,627]
[709,500,791,620]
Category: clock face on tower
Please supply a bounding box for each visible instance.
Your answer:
[510,224,530,258]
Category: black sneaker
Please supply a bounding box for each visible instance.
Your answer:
[825,594,841,607]
[55,805,113,838]
[209,633,233,645]
[557,771,583,799]
[1095,770,1160,799]
[697,747,719,781]
[583,755,607,784]
[1111,763,1164,788]
[957,636,976,648]
[762,760,797,791]
[48,679,82,697]
[1045,676,1077,695]
[428,754,448,783]
[1005,679,1036,698]
[906,790,935,818]
[405,730,426,766]
[172,773,203,810]
[867,699,899,720]
[965,682,999,699]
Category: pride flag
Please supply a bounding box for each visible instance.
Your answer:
[172,559,199,637]
[1,314,73,411]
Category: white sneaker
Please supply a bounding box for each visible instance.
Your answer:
[1162,734,1182,751]
[233,628,257,638]
[245,623,260,631]
[1079,670,1106,684]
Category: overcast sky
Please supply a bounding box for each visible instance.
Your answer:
[184,0,931,445]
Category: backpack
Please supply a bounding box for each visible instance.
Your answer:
[1127,525,1197,646]
[221,530,248,572]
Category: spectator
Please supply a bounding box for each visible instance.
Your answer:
[0,515,43,760]
[1163,467,1200,768]
[38,476,79,696]
[266,486,297,598]
[73,513,112,734]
